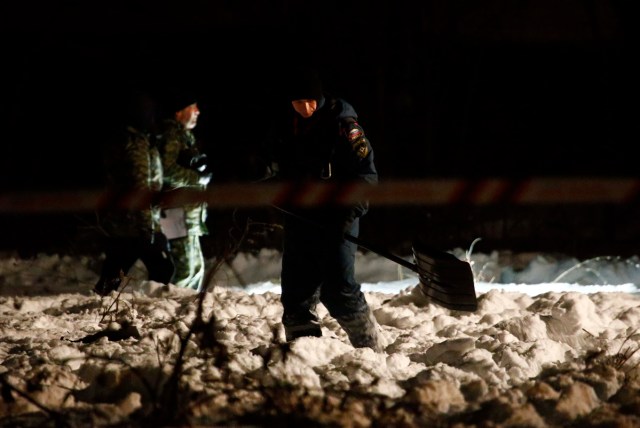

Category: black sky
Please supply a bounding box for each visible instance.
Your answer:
[0,0,636,191]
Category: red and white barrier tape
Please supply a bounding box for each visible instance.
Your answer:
[1,178,638,213]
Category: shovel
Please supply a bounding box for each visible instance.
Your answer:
[272,205,478,312]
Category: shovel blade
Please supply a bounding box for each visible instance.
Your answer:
[412,241,478,312]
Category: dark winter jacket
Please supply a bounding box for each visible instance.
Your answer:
[264,95,378,226]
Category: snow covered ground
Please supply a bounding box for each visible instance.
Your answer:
[0,248,639,427]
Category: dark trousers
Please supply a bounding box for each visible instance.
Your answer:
[97,236,175,285]
[280,217,369,335]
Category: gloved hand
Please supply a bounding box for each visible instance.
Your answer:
[191,153,209,172]
[177,149,209,172]
[198,172,212,186]
[253,163,279,183]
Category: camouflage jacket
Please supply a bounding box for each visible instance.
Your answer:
[100,126,163,239]
[156,119,208,236]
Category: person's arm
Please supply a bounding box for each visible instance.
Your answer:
[123,131,156,236]
[160,127,203,188]
[340,117,378,219]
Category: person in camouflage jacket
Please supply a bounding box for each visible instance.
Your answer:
[156,89,210,292]
[94,89,174,295]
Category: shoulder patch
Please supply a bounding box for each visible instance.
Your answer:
[347,125,364,143]
[352,138,369,159]
[343,121,369,159]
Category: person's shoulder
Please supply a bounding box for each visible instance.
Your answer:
[125,125,149,139]
[326,96,359,124]
[325,95,358,119]
[158,119,183,138]
[159,118,181,131]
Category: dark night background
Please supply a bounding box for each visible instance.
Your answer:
[0,1,637,259]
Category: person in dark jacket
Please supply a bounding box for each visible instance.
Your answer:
[262,68,384,352]
[94,89,174,295]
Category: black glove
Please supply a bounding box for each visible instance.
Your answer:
[198,172,212,186]
[191,153,209,173]
[177,148,209,173]
[252,162,279,183]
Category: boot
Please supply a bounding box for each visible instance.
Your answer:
[335,308,385,352]
[93,277,122,296]
[283,320,322,341]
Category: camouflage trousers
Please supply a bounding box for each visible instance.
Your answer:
[169,234,205,292]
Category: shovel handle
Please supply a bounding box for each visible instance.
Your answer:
[271,204,419,274]
[341,232,419,273]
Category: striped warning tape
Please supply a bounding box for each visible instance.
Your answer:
[1,178,638,213]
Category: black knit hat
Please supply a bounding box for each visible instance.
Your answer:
[287,67,323,102]
[161,87,197,117]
